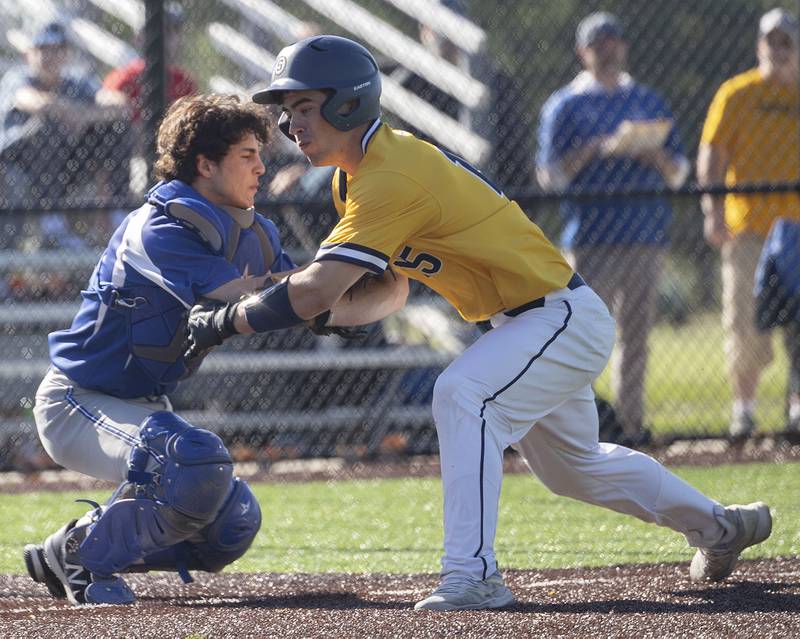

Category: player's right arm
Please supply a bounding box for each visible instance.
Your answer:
[232,260,408,333]
[697,81,736,249]
[697,142,731,248]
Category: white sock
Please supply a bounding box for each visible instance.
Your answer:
[733,400,755,418]
[789,399,800,422]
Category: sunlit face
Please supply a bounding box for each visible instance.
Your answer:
[280,90,347,167]
[580,35,628,76]
[26,44,68,87]
[199,133,265,209]
[758,29,799,72]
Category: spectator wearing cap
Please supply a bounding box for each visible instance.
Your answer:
[698,8,800,439]
[0,21,130,244]
[536,11,690,447]
[97,2,196,122]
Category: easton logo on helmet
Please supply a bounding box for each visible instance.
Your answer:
[273,56,287,77]
[353,81,372,92]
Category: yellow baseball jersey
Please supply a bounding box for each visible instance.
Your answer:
[701,68,800,237]
[315,121,573,322]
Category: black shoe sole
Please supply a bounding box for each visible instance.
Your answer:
[23,544,67,599]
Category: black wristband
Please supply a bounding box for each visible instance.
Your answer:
[222,303,240,337]
[243,280,305,333]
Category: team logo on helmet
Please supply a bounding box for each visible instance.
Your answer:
[273,55,287,77]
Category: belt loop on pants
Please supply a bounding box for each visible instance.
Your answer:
[503,272,586,318]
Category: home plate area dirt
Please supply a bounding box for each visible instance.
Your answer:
[1,558,798,638]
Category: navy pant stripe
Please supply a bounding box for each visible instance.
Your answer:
[472,301,573,578]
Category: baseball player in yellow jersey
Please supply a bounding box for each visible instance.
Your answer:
[186,36,772,611]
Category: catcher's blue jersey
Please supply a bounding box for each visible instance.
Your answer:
[49,180,294,398]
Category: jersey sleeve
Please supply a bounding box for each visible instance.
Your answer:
[316,172,437,274]
[134,217,242,306]
[700,81,737,151]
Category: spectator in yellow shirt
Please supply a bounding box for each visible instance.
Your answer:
[697,8,800,439]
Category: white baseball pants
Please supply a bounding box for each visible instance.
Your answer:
[433,284,728,581]
[33,367,171,482]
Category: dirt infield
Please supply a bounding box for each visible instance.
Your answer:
[1,558,798,638]
[3,447,799,637]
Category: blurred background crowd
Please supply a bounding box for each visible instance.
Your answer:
[1,0,800,472]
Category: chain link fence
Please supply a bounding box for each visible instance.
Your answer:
[1,0,800,472]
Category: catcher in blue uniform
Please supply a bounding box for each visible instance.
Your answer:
[22,94,294,605]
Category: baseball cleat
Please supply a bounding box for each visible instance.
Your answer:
[41,519,135,606]
[689,502,772,582]
[43,520,92,605]
[23,543,66,599]
[414,571,516,611]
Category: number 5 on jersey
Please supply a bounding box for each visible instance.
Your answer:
[393,246,442,277]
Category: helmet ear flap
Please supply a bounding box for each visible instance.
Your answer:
[278,112,292,140]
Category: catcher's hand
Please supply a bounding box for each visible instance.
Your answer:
[308,311,368,339]
[184,298,238,359]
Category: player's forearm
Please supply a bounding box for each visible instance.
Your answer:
[697,143,728,218]
[328,271,409,326]
[696,143,727,187]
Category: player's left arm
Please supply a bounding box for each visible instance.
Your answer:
[236,260,406,332]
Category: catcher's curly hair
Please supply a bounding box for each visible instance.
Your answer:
[154,94,272,184]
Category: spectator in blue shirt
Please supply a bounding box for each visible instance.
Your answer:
[536,12,690,445]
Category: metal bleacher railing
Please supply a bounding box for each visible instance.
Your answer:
[2,0,800,473]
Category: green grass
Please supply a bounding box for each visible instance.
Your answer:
[594,313,791,436]
[4,461,799,574]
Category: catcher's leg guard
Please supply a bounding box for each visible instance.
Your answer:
[133,477,262,582]
[76,411,233,577]
[37,516,135,606]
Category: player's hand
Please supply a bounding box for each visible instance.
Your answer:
[184,299,239,359]
[701,201,731,249]
[307,311,368,339]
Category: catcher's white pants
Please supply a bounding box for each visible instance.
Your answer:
[33,367,171,482]
[434,284,728,581]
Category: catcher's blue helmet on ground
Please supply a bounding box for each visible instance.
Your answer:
[252,35,381,132]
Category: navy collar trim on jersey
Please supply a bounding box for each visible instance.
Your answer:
[361,119,382,154]
[338,119,383,202]
[338,170,348,202]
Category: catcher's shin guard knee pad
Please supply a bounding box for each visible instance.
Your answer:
[190,477,262,572]
[136,477,262,581]
[77,411,233,577]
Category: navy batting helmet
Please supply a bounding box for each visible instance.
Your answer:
[252,35,381,132]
